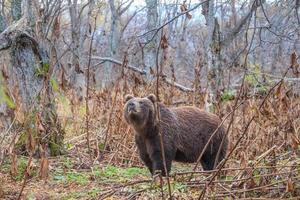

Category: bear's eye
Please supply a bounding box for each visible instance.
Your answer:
[139,101,144,105]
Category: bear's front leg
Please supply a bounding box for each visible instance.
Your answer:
[139,152,153,174]
[146,137,172,177]
[135,135,153,174]
[151,152,173,177]
[151,150,165,176]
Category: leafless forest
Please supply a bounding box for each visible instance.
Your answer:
[0,0,300,199]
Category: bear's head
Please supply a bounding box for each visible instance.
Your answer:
[123,94,157,130]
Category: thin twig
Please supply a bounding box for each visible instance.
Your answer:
[155,29,172,200]
[197,65,291,200]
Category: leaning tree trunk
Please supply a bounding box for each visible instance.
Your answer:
[0,17,64,157]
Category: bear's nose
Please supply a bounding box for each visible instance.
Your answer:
[128,102,135,111]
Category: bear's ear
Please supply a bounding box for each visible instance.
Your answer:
[147,94,156,103]
[124,94,134,103]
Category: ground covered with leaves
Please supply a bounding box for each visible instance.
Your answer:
[1,149,300,199]
[1,69,300,199]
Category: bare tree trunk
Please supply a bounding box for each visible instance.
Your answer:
[103,0,133,87]
[202,0,263,111]
[0,0,64,157]
[109,0,120,57]
[145,0,158,74]
[203,0,222,111]
[67,0,86,100]
[231,0,237,26]
[102,0,121,87]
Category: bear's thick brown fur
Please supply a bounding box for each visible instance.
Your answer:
[123,94,228,176]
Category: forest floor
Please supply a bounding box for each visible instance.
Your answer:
[1,83,300,199]
[1,149,300,200]
[0,154,206,200]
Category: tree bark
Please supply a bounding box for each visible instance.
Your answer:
[102,0,133,87]
[145,0,158,74]
[0,2,64,157]
[203,0,222,111]
[11,0,22,21]
[0,13,6,33]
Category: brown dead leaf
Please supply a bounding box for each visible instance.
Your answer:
[150,67,155,75]
[275,83,284,99]
[39,157,49,180]
[10,153,18,178]
[286,178,294,193]
[1,69,8,80]
[26,128,36,153]
[180,2,192,19]
[240,152,247,168]
[180,4,187,12]
[52,17,61,40]
[160,35,168,49]
[36,113,45,132]
[25,158,33,178]
[291,52,299,77]
[290,134,300,150]
[246,178,257,189]
[0,184,3,198]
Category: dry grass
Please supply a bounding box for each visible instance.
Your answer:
[1,74,300,199]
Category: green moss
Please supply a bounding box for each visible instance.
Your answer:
[0,74,15,109]
[50,77,59,92]
[220,175,234,181]
[169,182,187,193]
[59,188,102,200]
[107,166,148,178]
[49,142,64,156]
[92,165,149,183]
[15,131,27,149]
[87,188,102,198]
[252,169,261,185]
[9,157,38,182]
[15,158,28,181]
[26,192,35,200]
[53,171,89,185]
[34,63,49,77]
[61,192,85,200]
[221,89,235,102]
[63,157,73,169]
[98,143,105,151]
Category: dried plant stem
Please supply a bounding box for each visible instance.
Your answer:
[211,175,300,198]
[174,163,300,177]
[86,11,98,157]
[197,66,291,200]
[155,29,172,199]
[103,89,119,152]
[17,155,33,200]
[98,179,152,199]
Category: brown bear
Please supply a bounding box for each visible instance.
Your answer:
[123,94,228,176]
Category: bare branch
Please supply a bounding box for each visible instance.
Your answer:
[91,56,195,92]
[119,0,134,16]
[221,0,265,47]
[163,77,194,92]
[91,56,147,75]
[139,0,209,45]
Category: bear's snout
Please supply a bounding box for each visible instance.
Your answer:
[127,102,137,113]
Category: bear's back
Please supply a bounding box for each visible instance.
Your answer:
[159,105,226,162]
